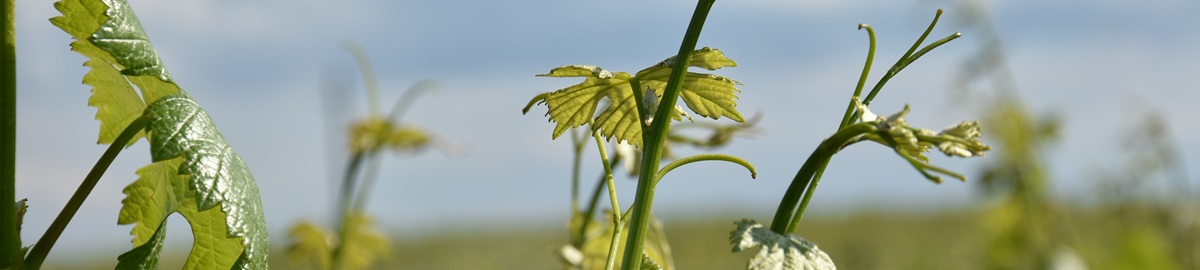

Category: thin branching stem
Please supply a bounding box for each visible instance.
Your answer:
[24,115,150,269]
[351,151,384,212]
[570,128,587,218]
[838,24,876,128]
[0,0,18,265]
[332,151,366,270]
[861,9,944,106]
[578,156,620,247]
[591,129,622,270]
[386,80,439,123]
[621,0,715,268]
[344,41,383,116]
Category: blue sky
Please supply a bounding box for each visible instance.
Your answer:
[11,0,1200,263]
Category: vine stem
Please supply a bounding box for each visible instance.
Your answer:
[24,115,150,269]
[769,122,876,234]
[1,0,18,266]
[591,128,622,270]
[620,0,715,268]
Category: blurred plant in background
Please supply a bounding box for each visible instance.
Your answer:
[286,41,457,270]
[947,1,1197,269]
[1083,111,1199,269]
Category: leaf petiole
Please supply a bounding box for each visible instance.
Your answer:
[654,153,756,185]
[24,114,150,269]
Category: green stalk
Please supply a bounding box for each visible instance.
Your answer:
[570,128,586,219]
[344,41,383,116]
[837,24,876,128]
[332,152,366,270]
[861,9,943,106]
[620,0,714,268]
[0,0,18,265]
[769,122,876,234]
[24,115,149,269]
[591,129,622,270]
[577,155,620,247]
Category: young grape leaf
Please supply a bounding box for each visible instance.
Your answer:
[538,65,639,143]
[286,221,332,270]
[533,48,743,147]
[52,0,270,268]
[730,219,835,270]
[285,214,390,270]
[571,214,674,270]
[143,94,269,269]
[117,157,243,270]
[51,0,182,146]
[635,48,743,122]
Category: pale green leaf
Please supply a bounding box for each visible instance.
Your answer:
[540,67,638,143]
[286,221,333,270]
[285,214,389,270]
[533,49,743,147]
[574,215,674,270]
[641,47,738,71]
[337,214,391,270]
[730,219,835,270]
[640,253,663,270]
[115,222,166,270]
[118,157,245,270]
[52,0,181,146]
[637,69,744,122]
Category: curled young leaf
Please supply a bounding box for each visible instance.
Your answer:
[730,219,835,270]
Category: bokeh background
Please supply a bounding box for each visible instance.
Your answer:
[10,0,1200,268]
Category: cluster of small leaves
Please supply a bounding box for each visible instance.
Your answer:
[730,220,834,270]
[286,214,390,270]
[524,47,744,147]
[855,98,990,183]
[52,0,269,268]
[348,116,432,155]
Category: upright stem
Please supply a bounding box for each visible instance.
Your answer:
[24,115,149,269]
[332,152,365,270]
[769,122,875,234]
[620,1,714,268]
[591,129,622,270]
[577,156,620,247]
[570,129,586,217]
[0,0,18,265]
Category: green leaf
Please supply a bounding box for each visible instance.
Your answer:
[115,222,166,270]
[285,221,333,270]
[572,214,674,270]
[51,0,182,146]
[539,66,641,145]
[285,214,389,270]
[636,70,743,122]
[336,214,390,270]
[118,157,245,270]
[643,47,738,71]
[730,219,835,270]
[54,0,269,267]
[143,94,270,269]
[533,48,743,147]
[640,253,664,270]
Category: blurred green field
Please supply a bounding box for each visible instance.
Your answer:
[38,203,1199,269]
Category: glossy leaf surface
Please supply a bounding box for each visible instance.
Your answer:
[52,0,269,268]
